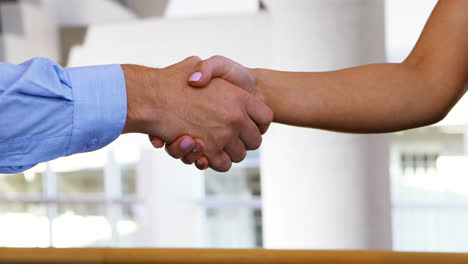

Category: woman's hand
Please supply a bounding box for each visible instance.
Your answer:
[149,56,268,171]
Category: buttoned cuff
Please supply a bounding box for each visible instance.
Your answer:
[64,65,127,156]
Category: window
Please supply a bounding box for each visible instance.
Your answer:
[400,153,438,178]
[202,155,262,248]
[0,146,141,248]
[0,133,263,248]
[391,126,468,252]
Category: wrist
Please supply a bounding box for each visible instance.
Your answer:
[121,64,162,134]
[250,68,270,107]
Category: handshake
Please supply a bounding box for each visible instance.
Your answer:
[121,56,273,172]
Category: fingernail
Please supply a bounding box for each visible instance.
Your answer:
[189,72,202,82]
[180,138,193,151]
[151,139,159,148]
[193,142,203,153]
[195,160,204,169]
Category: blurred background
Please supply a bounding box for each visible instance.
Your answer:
[1,0,467,252]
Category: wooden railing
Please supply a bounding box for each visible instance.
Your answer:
[0,248,467,264]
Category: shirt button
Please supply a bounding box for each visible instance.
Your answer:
[87,138,99,149]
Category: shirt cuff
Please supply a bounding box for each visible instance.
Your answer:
[64,65,127,156]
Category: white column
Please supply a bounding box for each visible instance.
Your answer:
[261,0,392,250]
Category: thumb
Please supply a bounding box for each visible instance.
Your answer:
[188,55,255,91]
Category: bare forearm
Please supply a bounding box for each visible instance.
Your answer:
[251,0,468,133]
[253,62,463,133]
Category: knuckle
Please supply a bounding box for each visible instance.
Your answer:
[257,107,274,132]
[197,60,208,70]
[261,123,271,135]
[212,164,223,172]
[211,157,231,172]
[239,153,247,162]
[266,108,274,124]
[260,111,274,133]
[233,151,247,163]
[227,110,245,125]
[212,135,227,151]
[248,135,262,150]
[221,129,235,143]
[218,161,232,172]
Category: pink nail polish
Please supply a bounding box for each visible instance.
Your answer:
[189,72,202,82]
[195,160,204,168]
[193,142,203,153]
[180,138,193,151]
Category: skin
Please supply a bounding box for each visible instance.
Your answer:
[162,0,468,169]
[121,56,273,172]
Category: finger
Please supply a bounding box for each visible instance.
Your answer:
[239,118,263,151]
[149,135,165,148]
[244,94,274,134]
[224,139,247,163]
[195,156,209,170]
[181,139,205,164]
[188,55,254,90]
[165,136,195,159]
[207,152,232,172]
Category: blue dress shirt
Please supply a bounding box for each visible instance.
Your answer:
[0,57,127,173]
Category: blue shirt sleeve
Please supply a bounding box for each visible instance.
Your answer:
[0,57,127,173]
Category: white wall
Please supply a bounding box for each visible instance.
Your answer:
[68,13,271,68]
[57,0,136,27]
[1,0,60,63]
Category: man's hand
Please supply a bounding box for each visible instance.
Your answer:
[151,56,268,170]
[122,56,272,172]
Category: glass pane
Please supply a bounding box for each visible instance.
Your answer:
[0,171,42,198]
[393,206,468,252]
[57,169,104,197]
[205,208,262,248]
[117,205,140,247]
[52,204,111,247]
[0,203,49,247]
[121,165,136,196]
[391,126,468,252]
[202,149,262,248]
[205,167,261,197]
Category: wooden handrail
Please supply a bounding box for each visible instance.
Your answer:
[0,248,467,264]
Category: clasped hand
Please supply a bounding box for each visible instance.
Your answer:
[122,56,272,172]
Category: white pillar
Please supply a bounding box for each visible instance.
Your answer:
[261,0,392,250]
